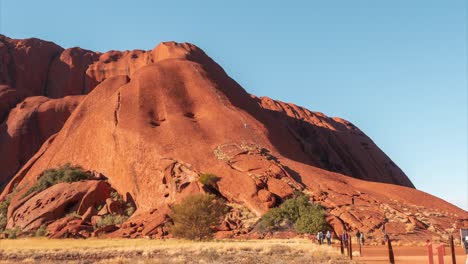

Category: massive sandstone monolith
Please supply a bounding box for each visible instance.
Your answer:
[0,35,466,240]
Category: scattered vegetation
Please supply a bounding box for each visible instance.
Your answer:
[110,191,124,203]
[21,164,91,198]
[3,228,21,239]
[0,199,10,232]
[93,191,135,227]
[96,214,128,228]
[170,193,228,240]
[96,204,104,211]
[0,238,351,263]
[256,193,327,234]
[34,225,47,237]
[125,203,135,217]
[0,184,18,232]
[199,173,220,188]
[109,191,135,217]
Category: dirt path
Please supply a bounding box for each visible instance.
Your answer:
[354,245,467,264]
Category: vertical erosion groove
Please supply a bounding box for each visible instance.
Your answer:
[114,92,121,127]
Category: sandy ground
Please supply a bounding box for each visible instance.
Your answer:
[351,245,467,264]
[0,239,466,263]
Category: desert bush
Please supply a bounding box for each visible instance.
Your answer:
[110,191,124,203]
[0,185,18,231]
[294,204,328,234]
[257,193,327,234]
[96,213,128,227]
[3,228,21,239]
[0,199,10,231]
[199,173,220,189]
[34,225,47,237]
[22,164,91,198]
[125,203,135,217]
[170,193,228,240]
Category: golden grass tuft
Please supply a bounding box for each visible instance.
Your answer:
[0,238,360,263]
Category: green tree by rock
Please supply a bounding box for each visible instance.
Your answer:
[170,193,228,240]
[256,193,327,234]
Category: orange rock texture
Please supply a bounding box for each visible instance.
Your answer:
[0,35,466,240]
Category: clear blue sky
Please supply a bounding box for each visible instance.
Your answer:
[1,0,467,210]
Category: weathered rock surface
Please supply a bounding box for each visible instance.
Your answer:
[0,35,466,241]
[0,95,83,187]
[7,180,111,231]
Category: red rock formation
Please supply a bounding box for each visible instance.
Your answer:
[46,47,100,98]
[0,96,83,187]
[256,97,414,187]
[7,180,110,231]
[0,36,466,241]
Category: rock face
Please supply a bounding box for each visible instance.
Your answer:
[7,180,111,231]
[0,35,466,241]
[0,95,83,187]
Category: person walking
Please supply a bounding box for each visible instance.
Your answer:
[317,231,324,245]
[342,232,348,247]
[326,230,332,245]
[359,231,365,246]
[463,236,468,264]
[355,230,361,244]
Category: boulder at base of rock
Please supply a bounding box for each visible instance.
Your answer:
[7,180,111,231]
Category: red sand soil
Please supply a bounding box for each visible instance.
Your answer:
[0,35,466,239]
[355,245,467,264]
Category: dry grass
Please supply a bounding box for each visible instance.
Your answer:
[0,238,358,264]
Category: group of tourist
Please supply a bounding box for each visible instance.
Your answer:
[315,230,332,245]
[314,230,365,246]
[340,230,365,246]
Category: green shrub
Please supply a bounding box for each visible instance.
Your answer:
[294,204,328,234]
[125,203,135,217]
[170,193,228,240]
[199,173,220,189]
[22,163,91,198]
[257,193,327,234]
[34,225,47,237]
[0,185,18,231]
[96,204,104,211]
[110,191,124,203]
[0,199,9,231]
[3,228,21,239]
[96,214,128,227]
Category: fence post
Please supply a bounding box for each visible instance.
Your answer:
[387,237,395,264]
[359,238,362,256]
[437,244,445,264]
[450,235,456,264]
[427,240,434,264]
[340,237,344,255]
[346,237,350,257]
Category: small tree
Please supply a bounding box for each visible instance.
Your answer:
[294,204,327,234]
[256,193,327,234]
[199,173,220,190]
[22,163,91,198]
[170,194,228,240]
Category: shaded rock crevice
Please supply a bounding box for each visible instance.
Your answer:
[42,51,63,97]
[114,91,121,127]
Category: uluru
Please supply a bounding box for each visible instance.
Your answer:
[0,34,466,242]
